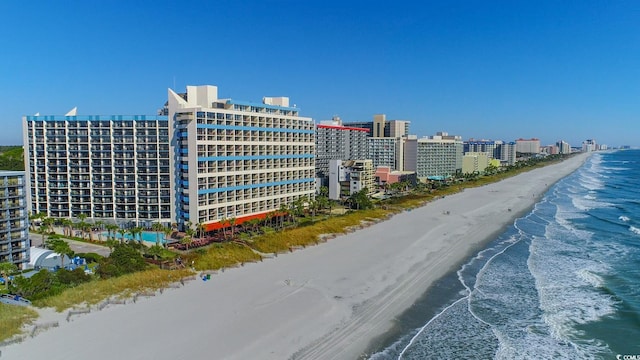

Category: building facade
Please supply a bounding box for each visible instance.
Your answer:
[498,141,517,166]
[462,152,490,174]
[327,159,375,200]
[344,115,410,138]
[315,119,369,181]
[464,140,500,159]
[556,140,571,154]
[515,138,541,154]
[168,85,315,232]
[0,171,29,269]
[404,132,463,180]
[367,137,403,171]
[23,115,171,226]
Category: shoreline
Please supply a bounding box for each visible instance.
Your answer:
[2,153,590,360]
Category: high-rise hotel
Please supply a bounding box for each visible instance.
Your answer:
[168,85,315,232]
[23,113,172,226]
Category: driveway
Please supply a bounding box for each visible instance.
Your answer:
[29,232,111,257]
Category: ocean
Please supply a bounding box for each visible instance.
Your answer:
[369,150,640,360]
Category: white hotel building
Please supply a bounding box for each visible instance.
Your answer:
[23,114,172,226]
[168,85,315,232]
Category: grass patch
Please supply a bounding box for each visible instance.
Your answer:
[251,208,388,254]
[194,242,263,270]
[33,268,193,312]
[0,303,38,342]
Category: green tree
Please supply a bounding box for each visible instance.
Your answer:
[96,243,147,279]
[117,228,127,244]
[0,262,17,290]
[152,222,164,247]
[147,244,164,261]
[180,235,193,250]
[347,188,372,210]
[46,239,73,269]
[128,227,143,246]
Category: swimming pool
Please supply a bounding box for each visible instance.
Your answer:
[101,231,166,244]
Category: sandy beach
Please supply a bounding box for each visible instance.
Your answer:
[2,154,589,360]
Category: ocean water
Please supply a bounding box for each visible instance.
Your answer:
[370,150,640,360]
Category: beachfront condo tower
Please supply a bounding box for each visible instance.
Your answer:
[22,113,172,227]
[0,171,30,269]
[315,117,369,184]
[168,85,315,232]
[403,132,464,180]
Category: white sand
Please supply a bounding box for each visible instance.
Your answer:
[2,154,589,360]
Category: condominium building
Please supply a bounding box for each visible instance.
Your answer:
[462,152,490,174]
[343,114,410,138]
[515,138,541,154]
[582,139,597,152]
[404,132,463,179]
[367,137,403,170]
[556,140,571,154]
[327,159,375,200]
[315,117,369,182]
[168,85,315,232]
[499,141,517,166]
[0,171,29,269]
[23,115,171,226]
[464,140,500,159]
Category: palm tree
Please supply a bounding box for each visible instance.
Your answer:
[76,214,88,240]
[220,217,229,240]
[147,244,163,261]
[180,235,193,250]
[0,262,17,290]
[117,228,127,244]
[60,218,73,237]
[229,217,236,240]
[48,239,72,269]
[105,224,119,242]
[152,222,164,247]
[128,227,143,246]
[94,221,105,241]
[278,204,289,230]
[196,223,205,239]
[162,225,173,248]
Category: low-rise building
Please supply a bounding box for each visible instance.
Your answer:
[462,152,490,174]
[328,159,375,200]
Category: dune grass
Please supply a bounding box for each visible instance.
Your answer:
[251,208,388,254]
[0,303,38,342]
[33,268,193,312]
[193,242,263,270]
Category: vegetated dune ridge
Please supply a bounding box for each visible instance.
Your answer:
[3,153,589,360]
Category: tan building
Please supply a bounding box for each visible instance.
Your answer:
[462,152,490,174]
[328,159,375,200]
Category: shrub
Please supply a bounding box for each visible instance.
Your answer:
[75,252,103,264]
[56,268,92,286]
[96,243,147,279]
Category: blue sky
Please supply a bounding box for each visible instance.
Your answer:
[1,1,639,147]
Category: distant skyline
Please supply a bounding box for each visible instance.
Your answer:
[2,1,639,147]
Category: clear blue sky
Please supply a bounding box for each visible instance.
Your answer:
[1,1,639,147]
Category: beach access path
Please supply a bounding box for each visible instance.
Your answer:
[2,153,589,360]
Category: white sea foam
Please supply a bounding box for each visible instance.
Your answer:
[630,226,640,235]
[527,215,616,357]
[619,216,630,222]
[576,268,605,288]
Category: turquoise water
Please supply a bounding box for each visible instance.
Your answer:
[101,231,166,244]
[371,150,640,359]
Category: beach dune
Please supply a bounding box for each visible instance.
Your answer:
[2,154,589,360]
